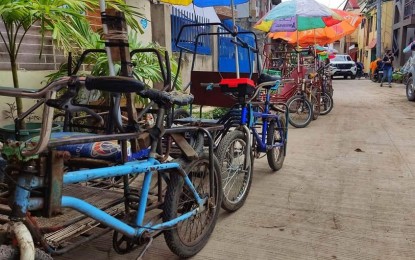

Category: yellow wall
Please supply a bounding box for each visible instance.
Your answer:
[357,1,393,74]
[127,0,152,43]
[0,71,54,125]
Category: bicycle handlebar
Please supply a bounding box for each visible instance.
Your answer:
[230,39,259,53]
[0,75,193,157]
[246,79,294,103]
[0,77,74,157]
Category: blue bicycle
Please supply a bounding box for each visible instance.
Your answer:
[0,75,222,259]
[170,23,288,212]
[214,74,288,212]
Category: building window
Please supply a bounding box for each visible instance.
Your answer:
[368,16,373,32]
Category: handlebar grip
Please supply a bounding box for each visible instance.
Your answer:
[46,91,76,109]
[85,76,146,93]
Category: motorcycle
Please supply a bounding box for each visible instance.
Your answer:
[371,67,384,83]
[356,66,363,79]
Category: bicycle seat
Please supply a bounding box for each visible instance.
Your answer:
[85,76,146,93]
[84,76,193,106]
[257,73,281,88]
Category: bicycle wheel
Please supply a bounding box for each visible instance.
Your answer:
[266,117,286,172]
[170,107,204,157]
[287,95,313,128]
[320,92,334,115]
[163,154,221,258]
[310,91,320,121]
[215,130,253,212]
[173,108,190,119]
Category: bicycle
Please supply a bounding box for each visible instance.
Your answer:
[0,75,222,259]
[316,63,334,115]
[212,73,289,212]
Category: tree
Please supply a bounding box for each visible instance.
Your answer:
[0,0,142,122]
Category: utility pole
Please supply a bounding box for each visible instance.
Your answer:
[376,0,382,58]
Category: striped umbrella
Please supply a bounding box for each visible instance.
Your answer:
[159,0,248,6]
[268,9,363,46]
[254,0,343,33]
[254,0,343,75]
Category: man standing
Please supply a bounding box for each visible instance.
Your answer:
[380,50,394,87]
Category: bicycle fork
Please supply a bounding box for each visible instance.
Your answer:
[240,105,252,171]
[7,174,43,260]
[240,125,252,171]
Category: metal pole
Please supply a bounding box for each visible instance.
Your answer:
[99,0,123,133]
[231,0,240,78]
[297,15,300,80]
[376,0,382,58]
[99,0,116,76]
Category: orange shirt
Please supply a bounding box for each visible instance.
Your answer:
[370,60,378,73]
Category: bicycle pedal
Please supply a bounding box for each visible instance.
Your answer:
[135,237,153,260]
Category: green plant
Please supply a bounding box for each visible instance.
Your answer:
[201,107,228,119]
[0,0,142,121]
[3,102,40,122]
[392,71,404,83]
[47,27,183,107]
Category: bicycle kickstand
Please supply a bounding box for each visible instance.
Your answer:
[136,236,153,260]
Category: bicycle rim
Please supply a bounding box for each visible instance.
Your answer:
[287,96,312,128]
[216,130,252,212]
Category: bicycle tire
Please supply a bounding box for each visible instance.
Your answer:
[171,108,204,156]
[310,92,320,121]
[173,108,190,119]
[266,118,286,172]
[287,95,313,128]
[215,130,253,212]
[320,92,334,115]
[0,245,52,260]
[162,154,222,258]
[406,77,415,101]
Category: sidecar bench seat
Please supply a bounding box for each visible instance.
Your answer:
[25,132,148,162]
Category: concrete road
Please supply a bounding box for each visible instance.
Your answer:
[57,79,415,260]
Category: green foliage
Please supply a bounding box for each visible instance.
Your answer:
[46,26,183,107]
[201,107,228,119]
[392,71,404,82]
[0,0,142,117]
[3,102,40,122]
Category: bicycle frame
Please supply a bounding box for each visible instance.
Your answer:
[250,84,288,155]
[0,73,222,257]
[251,93,286,154]
[13,157,203,239]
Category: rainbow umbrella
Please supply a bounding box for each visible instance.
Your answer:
[268,9,362,46]
[254,0,343,33]
[254,0,343,75]
[160,0,248,6]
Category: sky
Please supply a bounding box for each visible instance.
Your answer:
[316,0,346,8]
